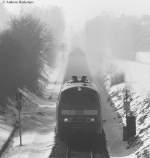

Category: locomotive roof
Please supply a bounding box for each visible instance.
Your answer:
[61,81,98,92]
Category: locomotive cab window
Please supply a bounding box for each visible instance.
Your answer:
[59,87,99,110]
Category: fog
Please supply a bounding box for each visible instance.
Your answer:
[1,0,150,102]
[69,13,150,76]
[1,2,150,157]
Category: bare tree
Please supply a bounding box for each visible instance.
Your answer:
[0,15,55,105]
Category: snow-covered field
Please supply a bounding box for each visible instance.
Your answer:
[112,59,150,95]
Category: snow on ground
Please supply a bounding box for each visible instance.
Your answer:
[2,51,68,158]
[2,91,57,157]
[96,83,137,158]
[0,114,13,149]
[108,58,150,157]
[112,59,150,95]
[3,132,55,158]
[109,83,150,157]
[2,93,57,158]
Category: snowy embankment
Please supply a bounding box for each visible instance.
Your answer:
[0,114,14,156]
[1,72,59,158]
[109,83,150,157]
[2,91,56,158]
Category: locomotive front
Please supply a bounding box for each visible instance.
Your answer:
[56,76,102,140]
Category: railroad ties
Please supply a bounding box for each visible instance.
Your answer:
[49,132,110,158]
[66,146,94,158]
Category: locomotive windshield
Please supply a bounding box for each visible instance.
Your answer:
[60,87,99,110]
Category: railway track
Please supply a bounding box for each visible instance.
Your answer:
[66,143,110,158]
[66,145,95,158]
[49,134,110,158]
[49,48,110,158]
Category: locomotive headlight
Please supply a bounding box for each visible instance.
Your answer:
[77,87,82,91]
[64,118,69,122]
[90,118,95,122]
[87,117,96,122]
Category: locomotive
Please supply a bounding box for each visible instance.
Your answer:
[56,76,103,141]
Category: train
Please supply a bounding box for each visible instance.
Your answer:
[56,75,103,142]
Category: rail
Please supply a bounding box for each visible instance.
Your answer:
[66,144,95,158]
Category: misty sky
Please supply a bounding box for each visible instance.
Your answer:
[2,0,150,29]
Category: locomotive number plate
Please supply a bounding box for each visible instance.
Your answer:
[62,110,76,115]
[83,110,98,115]
[61,110,83,115]
[75,111,83,115]
[61,110,98,115]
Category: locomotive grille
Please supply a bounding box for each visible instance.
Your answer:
[73,116,86,122]
[61,110,98,115]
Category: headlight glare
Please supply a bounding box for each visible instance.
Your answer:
[90,118,95,122]
[64,118,69,122]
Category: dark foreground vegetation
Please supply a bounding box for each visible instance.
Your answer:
[0,14,59,106]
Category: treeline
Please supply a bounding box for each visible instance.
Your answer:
[0,8,65,106]
[85,14,150,60]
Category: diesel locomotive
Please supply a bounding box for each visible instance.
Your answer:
[56,76,103,141]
